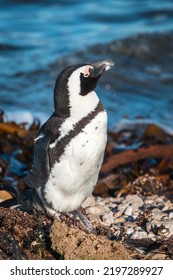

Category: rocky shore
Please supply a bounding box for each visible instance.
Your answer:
[0,112,173,259]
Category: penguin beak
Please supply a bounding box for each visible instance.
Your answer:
[90,59,114,78]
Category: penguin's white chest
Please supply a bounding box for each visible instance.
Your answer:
[43,110,107,213]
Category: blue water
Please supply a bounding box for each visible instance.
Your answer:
[1,0,173,129]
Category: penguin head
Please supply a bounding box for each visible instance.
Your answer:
[79,60,115,96]
[54,60,114,118]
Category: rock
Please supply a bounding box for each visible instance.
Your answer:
[113,210,122,219]
[145,253,166,260]
[110,225,121,238]
[118,203,129,213]
[150,219,163,228]
[147,231,156,241]
[82,195,96,208]
[168,224,173,237]
[144,196,157,205]
[95,197,103,203]
[131,230,148,240]
[126,195,144,212]
[125,215,135,222]
[114,217,125,224]
[157,227,169,238]
[124,221,136,228]
[124,205,133,216]
[126,228,134,236]
[162,205,169,211]
[129,229,155,247]
[146,222,152,233]
[169,212,173,219]
[51,219,130,260]
[151,208,165,219]
[101,211,114,226]
[155,196,165,203]
[102,197,115,204]
[85,205,108,215]
[86,214,101,225]
[144,199,156,206]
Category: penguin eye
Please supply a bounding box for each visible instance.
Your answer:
[82,65,93,78]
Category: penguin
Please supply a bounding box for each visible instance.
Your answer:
[24,60,114,230]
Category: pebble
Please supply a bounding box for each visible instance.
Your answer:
[131,230,148,240]
[124,205,133,216]
[124,221,135,228]
[85,204,106,215]
[151,208,165,219]
[168,224,173,236]
[126,228,134,236]
[87,214,101,225]
[169,212,173,219]
[118,203,129,213]
[147,253,166,260]
[158,228,169,237]
[101,212,114,226]
[103,197,115,204]
[114,217,125,223]
[113,210,122,219]
[85,193,173,245]
[82,195,96,208]
[126,195,144,211]
[147,231,156,241]
[155,196,165,203]
[125,216,135,222]
[150,219,163,228]
[161,205,169,211]
[146,222,152,233]
[95,196,103,203]
[144,195,158,205]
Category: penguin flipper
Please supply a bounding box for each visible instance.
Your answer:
[24,134,52,188]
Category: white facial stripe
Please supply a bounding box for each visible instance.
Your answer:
[67,66,99,120]
[67,67,81,101]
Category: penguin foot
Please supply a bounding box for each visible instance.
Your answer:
[71,210,96,234]
[56,210,96,234]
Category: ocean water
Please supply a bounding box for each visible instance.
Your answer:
[0,0,173,129]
